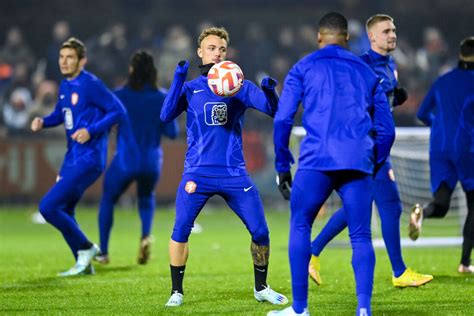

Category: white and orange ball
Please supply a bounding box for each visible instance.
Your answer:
[207,61,244,97]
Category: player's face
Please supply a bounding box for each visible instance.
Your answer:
[197,35,227,65]
[369,20,397,54]
[59,48,85,79]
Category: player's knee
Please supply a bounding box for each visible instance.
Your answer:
[171,222,193,243]
[251,227,270,246]
[38,198,57,221]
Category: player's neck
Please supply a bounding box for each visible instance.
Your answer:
[371,46,391,56]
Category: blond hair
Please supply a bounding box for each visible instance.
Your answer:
[197,27,230,47]
[366,14,394,32]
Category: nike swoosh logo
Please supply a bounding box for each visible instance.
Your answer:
[255,268,266,272]
[193,89,204,93]
[244,186,253,192]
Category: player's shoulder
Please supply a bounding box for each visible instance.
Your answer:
[81,70,107,88]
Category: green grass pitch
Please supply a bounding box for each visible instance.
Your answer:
[1,206,473,315]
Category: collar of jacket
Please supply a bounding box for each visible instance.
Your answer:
[199,63,214,76]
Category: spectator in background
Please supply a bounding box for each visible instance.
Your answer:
[158,25,193,88]
[0,27,35,72]
[2,87,33,134]
[29,80,61,136]
[416,27,451,88]
[88,22,129,87]
[45,21,71,83]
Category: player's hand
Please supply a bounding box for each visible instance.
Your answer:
[393,87,408,106]
[31,117,44,132]
[277,171,292,200]
[71,128,91,144]
[176,60,189,75]
[261,77,278,90]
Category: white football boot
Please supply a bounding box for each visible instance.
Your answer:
[254,285,288,305]
[165,291,184,307]
[267,306,309,315]
[58,244,100,277]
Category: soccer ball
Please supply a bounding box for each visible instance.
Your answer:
[207,61,244,97]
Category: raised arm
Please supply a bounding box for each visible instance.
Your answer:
[87,80,126,137]
[160,61,189,123]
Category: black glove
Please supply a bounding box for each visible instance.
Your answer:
[261,77,278,90]
[277,172,292,200]
[393,87,408,106]
[175,60,189,75]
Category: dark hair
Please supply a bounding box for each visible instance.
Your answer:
[460,36,474,58]
[127,50,157,90]
[318,12,348,36]
[60,37,86,59]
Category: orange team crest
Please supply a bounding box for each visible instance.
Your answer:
[388,169,396,181]
[71,92,79,106]
[185,181,197,194]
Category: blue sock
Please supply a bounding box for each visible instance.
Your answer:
[311,208,347,256]
[357,294,372,316]
[138,195,155,238]
[98,196,115,255]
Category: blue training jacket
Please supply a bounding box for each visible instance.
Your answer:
[274,44,395,174]
[113,85,179,172]
[43,70,125,169]
[161,63,278,177]
[360,49,399,107]
[417,66,474,152]
[456,95,474,153]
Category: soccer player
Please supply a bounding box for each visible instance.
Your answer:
[269,12,395,316]
[160,26,287,307]
[95,51,179,265]
[412,37,474,273]
[30,37,125,276]
[308,14,433,288]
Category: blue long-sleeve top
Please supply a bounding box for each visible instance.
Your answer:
[113,85,179,171]
[274,44,395,173]
[455,95,474,154]
[360,49,399,106]
[417,67,474,152]
[161,69,278,177]
[42,70,125,169]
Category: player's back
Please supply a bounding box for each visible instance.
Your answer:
[294,45,379,173]
[428,68,474,152]
[114,85,168,169]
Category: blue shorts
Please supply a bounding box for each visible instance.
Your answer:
[430,152,474,192]
[40,162,102,216]
[171,173,270,245]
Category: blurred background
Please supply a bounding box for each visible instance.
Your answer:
[0,0,472,206]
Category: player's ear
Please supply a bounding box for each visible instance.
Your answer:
[80,57,87,67]
[367,31,375,42]
[197,47,203,58]
[317,32,322,44]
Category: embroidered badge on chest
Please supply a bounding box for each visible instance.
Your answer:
[71,92,79,106]
[204,102,227,126]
